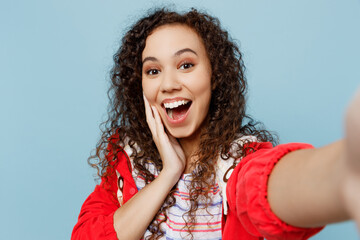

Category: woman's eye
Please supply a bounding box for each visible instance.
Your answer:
[146,69,160,75]
[179,62,194,70]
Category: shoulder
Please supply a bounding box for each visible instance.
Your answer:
[215,135,262,214]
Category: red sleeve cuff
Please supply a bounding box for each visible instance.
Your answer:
[72,183,120,240]
[103,211,119,239]
[229,143,324,240]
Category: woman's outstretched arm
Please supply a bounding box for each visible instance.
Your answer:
[267,89,360,229]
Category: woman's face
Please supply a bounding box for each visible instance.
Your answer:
[142,24,212,139]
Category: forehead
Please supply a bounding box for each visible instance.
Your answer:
[142,24,206,59]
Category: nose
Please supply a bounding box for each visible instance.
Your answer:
[159,69,182,93]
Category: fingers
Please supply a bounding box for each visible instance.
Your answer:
[151,106,165,137]
[143,94,156,137]
[143,94,166,140]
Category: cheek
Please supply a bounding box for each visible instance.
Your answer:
[192,73,212,96]
[142,80,157,104]
[195,76,212,110]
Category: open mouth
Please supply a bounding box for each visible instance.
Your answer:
[163,100,192,120]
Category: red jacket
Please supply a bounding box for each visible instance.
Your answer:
[72,142,323,240]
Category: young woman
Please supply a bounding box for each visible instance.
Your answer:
[72,9,360,240]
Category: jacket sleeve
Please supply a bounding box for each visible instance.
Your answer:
[227,142,324,240]
[71,170,120,240]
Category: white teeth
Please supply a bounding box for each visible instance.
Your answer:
[164,100,189,109]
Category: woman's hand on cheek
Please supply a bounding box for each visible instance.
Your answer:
[342,88,360,231]
[143,95,186,178]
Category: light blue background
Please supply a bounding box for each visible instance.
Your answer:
[1,0,359,239]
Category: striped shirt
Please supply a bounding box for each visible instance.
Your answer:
[135,168,223,240]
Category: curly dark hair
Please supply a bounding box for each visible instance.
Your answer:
[89,7,277,240]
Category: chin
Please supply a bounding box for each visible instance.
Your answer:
[167,129,190,139]
[166,125,199,140]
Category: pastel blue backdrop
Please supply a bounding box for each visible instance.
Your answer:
[1,0,359,239]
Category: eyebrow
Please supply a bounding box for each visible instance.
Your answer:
[142,48,198,64]
[142,56,158,64]
[174,48,198,57]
